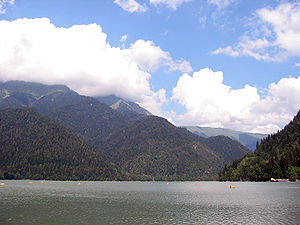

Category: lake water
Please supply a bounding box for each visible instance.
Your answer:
[0,181,299,225]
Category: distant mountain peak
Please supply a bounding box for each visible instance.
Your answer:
[97,94,151,120]
[184,126,267,150]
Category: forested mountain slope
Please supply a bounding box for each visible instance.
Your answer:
[200,135,252,164]
[100,116,224,180]
[31,91,131,149]
[218,110,300,181]
[0,81,253,181]
[0,108,123,180]
[0,81,131,149]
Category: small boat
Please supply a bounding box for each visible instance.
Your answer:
[0,182,6,186]
[230,185,236,189]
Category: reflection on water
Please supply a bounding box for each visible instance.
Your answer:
[1,181,299,225]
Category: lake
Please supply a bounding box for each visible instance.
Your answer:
[0,180,299,224]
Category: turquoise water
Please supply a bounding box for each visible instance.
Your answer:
[0,181,299,224]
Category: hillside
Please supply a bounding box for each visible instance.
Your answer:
[0,81,253,181]
[184,126,267,150]
[0,80,71,109]
[0,108,123,180]
[97,95,151,120]
[0,81,131,148]
[31,92,131,148]
[200,135,252,164]
[218,110,300,181]
[100,116,224,181]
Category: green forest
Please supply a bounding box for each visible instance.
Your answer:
[218,111,300,181]
[0,108,124,181]
[0,81,274,181]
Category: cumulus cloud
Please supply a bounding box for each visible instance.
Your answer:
[0,0,14,14]
[0,17,189,115]
[212,2,300,62]
[114,0,147,13]
[171,68,300,133]
[125,39,192,73]
[149,0,191,10]
[140,88,167,116]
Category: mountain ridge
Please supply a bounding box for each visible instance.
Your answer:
[184,126,267,150]
[97,95,151,120]
[0,80,254,180]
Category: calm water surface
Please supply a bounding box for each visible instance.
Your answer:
[0,180,299,225]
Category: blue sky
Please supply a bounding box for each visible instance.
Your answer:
[0,0,299,133]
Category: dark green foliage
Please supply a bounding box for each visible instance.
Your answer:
[32,92,131,149]
[287,166,300,181]
[1,81,252,181]
[100,116,224,181]
[201,135,252,164]
[0,81,131,150]
[218,110,300,181]
[0,108,123,180]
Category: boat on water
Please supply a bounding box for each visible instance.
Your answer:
[270,178,289,182]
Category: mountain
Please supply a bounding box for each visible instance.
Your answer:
[218,110,300,181]
[31,91,131,148]
[199,135,252,164]
[0,108,123,180]
[184,126,267,150]
[0,80,71,109]
[97,95,151,120]
[99,116,224,181]
[0,80,252,181]
[0,81,131,148]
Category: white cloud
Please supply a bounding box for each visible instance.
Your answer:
[0,0,14,14]
[257,2,300,57]
[171,68,300,133]
[212,2,300,62]
[207,0,235,9]
[139,88,167,116]
[212,46,239,57]
[125,39,192,73]
[114,0,147,13]
[0,17,189,115]
[169,58,193,73]
[149,0,191,10]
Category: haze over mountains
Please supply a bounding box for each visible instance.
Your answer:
[1,81,260,180]
[184,126,267,151]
